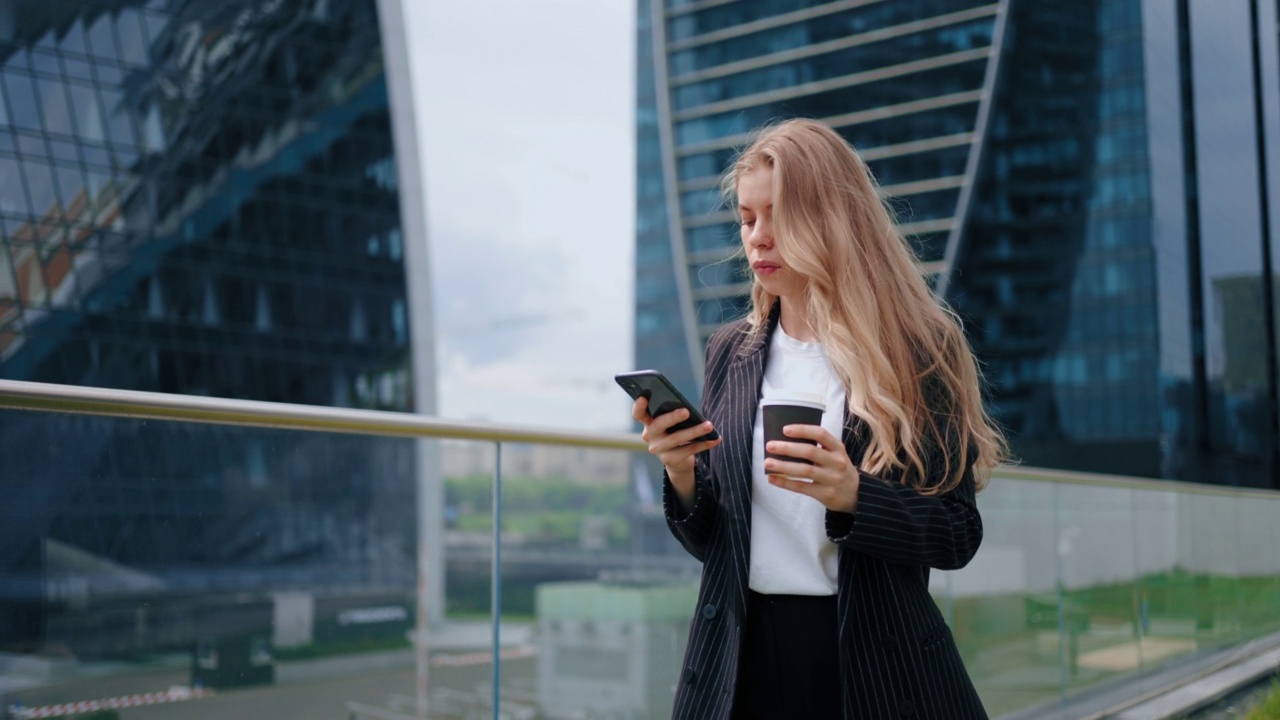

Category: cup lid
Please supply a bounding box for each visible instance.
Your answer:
[761,391,825,410]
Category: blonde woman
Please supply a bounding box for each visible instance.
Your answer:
[632,118,1005,719]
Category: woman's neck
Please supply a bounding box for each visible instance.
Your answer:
[778,296,817,342]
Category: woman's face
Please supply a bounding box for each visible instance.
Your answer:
[738,166,805,299]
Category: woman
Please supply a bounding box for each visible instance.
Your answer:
[632,118,1006,719]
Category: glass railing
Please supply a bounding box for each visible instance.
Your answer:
[941,468,1280,718]
[1,379,1278,720]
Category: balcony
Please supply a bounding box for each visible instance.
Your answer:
[1,380,1278,719]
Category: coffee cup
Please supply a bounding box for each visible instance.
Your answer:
[762,391,826,465]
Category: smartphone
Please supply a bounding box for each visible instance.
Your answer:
[615,370,719,442]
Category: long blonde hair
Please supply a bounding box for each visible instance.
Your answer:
[722,118,1006,494]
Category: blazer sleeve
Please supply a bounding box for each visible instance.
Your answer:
[824,459,982,571]
[662,457,718,563]
[660,323,734,563]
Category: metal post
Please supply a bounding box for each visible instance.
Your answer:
[492,441,503,719]
[1053,484,1069,700]
[415,439,431,720]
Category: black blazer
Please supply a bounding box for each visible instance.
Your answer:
[663,305,988,720]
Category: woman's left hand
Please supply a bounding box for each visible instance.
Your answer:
[765,425,860,514]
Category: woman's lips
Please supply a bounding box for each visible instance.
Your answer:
[752,261,780,276]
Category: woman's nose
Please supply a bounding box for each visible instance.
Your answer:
[750,225,772,248]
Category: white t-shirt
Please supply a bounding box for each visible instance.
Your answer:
[748,325,848,596]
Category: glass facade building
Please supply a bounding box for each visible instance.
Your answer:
[636,0,1280,489]
[0,0,433,656]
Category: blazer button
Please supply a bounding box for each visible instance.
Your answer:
[702,603,718,620]
[683,667,696,684]
[899,699,916,716]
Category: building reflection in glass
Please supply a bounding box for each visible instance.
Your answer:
[640,0,1280,489]
[0,0,421,665]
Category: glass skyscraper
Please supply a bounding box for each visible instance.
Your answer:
[636,0,1280,489]
[0,0,435,656]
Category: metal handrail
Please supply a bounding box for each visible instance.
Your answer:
[0,379,645,451]
[2,378,1278,499]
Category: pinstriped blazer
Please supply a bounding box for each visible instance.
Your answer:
[663,304,988,720]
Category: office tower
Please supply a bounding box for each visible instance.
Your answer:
[0,0,436,654]
[637,0,1280,488]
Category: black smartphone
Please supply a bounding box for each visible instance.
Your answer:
[615,370,719,442]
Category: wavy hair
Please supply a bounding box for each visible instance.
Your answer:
[722,118,1007,494]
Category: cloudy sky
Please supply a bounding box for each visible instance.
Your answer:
[402,1,637,432]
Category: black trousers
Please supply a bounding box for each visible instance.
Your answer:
[732,590,843,719]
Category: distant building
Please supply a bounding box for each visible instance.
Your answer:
[637,0,1280,488]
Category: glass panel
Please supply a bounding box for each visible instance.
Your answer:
[1180,493,1243,651]
[86,13,122,62]
[0,410,459,718]
[1236,497,1280,641]
[0,412,1278,719]
[0,155,27,215]
[98,87,136,148]
[672,18,995,111]
[670,0,994,73]
[2,70,42,130]
[35,77,73,137]
[498,445,700,719]
[1055,485,1142,698]
[941,476,1063,716]
[1130,487,1197,688]
[116,10,150,67]
[20,158,56,216]
[675,59,988,146]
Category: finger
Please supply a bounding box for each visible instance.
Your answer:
[764,440,821,463]
[631,396,651,423]
[762,457,819,481]
[767,474,822,498]
[783,424,843,452]
[649,407,693,434]
[661,437,721,463]
[655,421,716,453]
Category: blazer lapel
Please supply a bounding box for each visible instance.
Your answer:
[727,301,869,466]
[716,303,780,577]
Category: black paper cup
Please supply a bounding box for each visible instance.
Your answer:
[762,393,826,465]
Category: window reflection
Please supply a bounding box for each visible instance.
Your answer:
[3,70,42,130]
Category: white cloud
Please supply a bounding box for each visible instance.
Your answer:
[403,0,636,432]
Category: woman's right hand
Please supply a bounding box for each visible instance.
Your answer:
[632,397,721,510]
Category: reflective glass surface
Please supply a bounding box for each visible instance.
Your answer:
[676,59,988,145]
[0,411,430,716]
[672,18,994,111]
[4,401,1277,719]
[666,0,991,43]
[669,0,995,75]
[941,474,1280,717]
[636,0,698,401]
[0,0,413,412]
[649,1,991,382]
[852,104,981,151]
[495,444,698,719]
[1185,0,1278,487]
[948,0,1168,477]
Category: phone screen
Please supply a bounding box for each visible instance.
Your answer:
[643,382,688,418]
